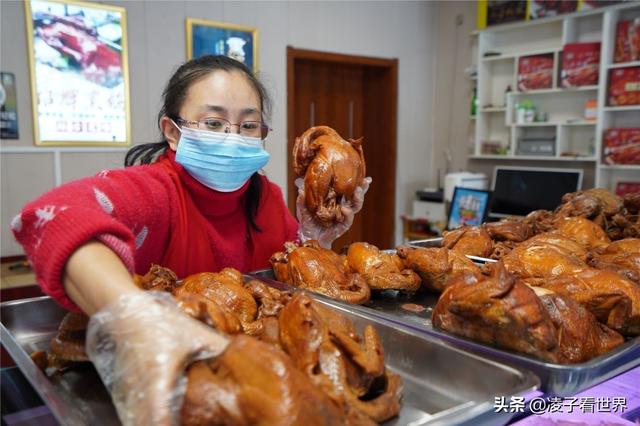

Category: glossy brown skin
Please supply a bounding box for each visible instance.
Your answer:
[432,264,562,363]
[523,210,556,235]
[133,264,178,292]
[175,293,242,335]
[346,242,421,293]
[501,232,588,285]
[588,238,640,284]
[396,246,482,293]
[553,216,611,249]
[293,126,366,226]
[442,226,494,258]
[181,335,347,426]
[483,220,533,243]
[279,293,402,424]
[555,188,623,229]
[270,241,371,304]
[433,264,623,363]
[530,286,624,363]
[540,268,640,336]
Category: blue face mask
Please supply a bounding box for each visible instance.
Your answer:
[174,124,270,192]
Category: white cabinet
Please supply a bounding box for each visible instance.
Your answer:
[472,3,640,190]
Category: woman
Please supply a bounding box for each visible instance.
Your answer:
[11,55,368,423]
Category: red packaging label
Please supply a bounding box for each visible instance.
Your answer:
[615,182,640,197]
[518,54,554,91]
[603,128,640,165]
[608,67,640,106]
[614,20,640,63]
[561,42,600,88]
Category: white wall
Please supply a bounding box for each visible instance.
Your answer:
[1,0,438,256]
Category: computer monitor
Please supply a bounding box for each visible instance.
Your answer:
[489,166,583,218]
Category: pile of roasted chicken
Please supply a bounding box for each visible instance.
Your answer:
[271,188,640,364]
[34,266,402,425]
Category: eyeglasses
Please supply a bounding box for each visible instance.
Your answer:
[175,116,271,140]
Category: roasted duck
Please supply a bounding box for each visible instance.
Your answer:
[279,293,402,424]
[396,246,482,293]
[442,226,494,258]
[270,240,371,304]
[432,263,623,363]
[346,242,421,293]
[293,126,366,227]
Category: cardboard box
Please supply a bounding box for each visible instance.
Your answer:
[608,67,640,106]
[614,19,640,63]
[615,181,640,197]
[603,128,640,165]
[518,54,554,91]
[561,42,600,88]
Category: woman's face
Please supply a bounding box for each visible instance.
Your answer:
[162,70,262,151]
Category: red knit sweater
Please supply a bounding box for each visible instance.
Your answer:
[11,151,299,311]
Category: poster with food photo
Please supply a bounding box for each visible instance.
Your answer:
[25,0,130,145]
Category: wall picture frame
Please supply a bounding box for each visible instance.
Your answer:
[186,18,258,72]
[447,187,492,230]
[24,0,130,146]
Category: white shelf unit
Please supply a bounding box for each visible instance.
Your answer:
[472,2,640,191]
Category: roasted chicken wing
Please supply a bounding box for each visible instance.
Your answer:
[396,246,482,293]
[346,242,421,293]
[270,241,371,304]
[293,126,366,226]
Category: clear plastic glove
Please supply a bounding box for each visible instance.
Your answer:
[296,176,372,249]
[86,291,229,426]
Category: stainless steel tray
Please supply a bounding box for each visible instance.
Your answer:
[250,269,640,397]
[1,295,538,426]
[407,237,497,263]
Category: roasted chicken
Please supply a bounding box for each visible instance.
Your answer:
[279,293,402,424]
[270,240,371,304]
[181,335,347,426]
[31,312,90,371]
[396,246,482,293]
[346,242,421,293]
[293,126,366,227]
[442,226,494,258]
[432,263,623,363]
[483,220,533,243]
[555,188,623,228]
[553,216,611,249]
[539,268,640,336]
[587,238,640,284]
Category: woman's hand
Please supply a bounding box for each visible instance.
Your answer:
[86,291,229,426]
[296,177,372,249]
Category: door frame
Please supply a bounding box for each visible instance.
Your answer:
[286,46,398,247]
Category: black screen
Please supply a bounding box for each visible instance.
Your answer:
[490,168,582,217]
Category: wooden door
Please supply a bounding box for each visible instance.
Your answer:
[287,47,398,250]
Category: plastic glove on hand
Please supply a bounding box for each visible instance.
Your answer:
[86,292,229,426]
[297,176,372,249]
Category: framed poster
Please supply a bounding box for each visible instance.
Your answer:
[1,72,19,139]
[24,0,130,146]
[186,18,257,72]
[447,187,492,230]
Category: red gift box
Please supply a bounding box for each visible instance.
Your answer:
[561,43,600,88]
[614,19,640,63]
[608,67,640,106]
[615,182,640,197]
[518,54,554,91]
[603,128,640,165]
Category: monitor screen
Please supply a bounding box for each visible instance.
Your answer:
[489,167,583,218]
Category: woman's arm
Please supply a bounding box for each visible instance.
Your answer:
[64,240,141,315]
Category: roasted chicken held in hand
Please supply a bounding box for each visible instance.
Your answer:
[279,293,402,424]
[270,240,371,304]
[396,246,482,293]
[293,126,366,227]
[346,242,421,293]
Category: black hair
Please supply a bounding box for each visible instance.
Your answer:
[125,55,272,231]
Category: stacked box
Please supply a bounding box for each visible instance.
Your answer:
[518,54,554,91]
[608,67,640,106]
[603,128,640,165]
[614,19,640,63]
[561,43,600,88]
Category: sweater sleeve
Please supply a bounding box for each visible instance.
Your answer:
[10,166,175,312]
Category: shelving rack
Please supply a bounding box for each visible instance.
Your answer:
[471,2,640,190]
